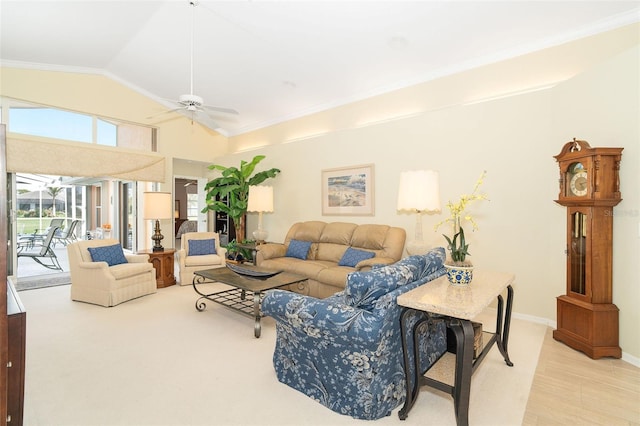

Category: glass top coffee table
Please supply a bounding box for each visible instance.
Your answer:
[192,265,307,338]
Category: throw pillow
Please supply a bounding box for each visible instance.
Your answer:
[87,244,128,266]
[338,247,375,267]
[188,239,217,256]
[285,239,312,260]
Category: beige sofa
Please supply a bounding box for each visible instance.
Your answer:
[67,239,156,307]
[256,221,406,298]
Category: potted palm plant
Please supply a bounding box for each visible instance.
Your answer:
[435,170,488,285]
[203,155,280,243]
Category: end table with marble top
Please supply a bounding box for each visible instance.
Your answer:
[397,269,515,426]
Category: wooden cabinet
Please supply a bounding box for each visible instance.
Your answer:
[139,249,176,288]
[7,280,26,425]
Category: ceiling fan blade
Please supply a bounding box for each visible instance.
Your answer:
[176,109,221,130]
[201,104,239,115]
[195,111,222,130]
[146,107,185,120]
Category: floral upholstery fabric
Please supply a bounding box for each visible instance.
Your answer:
[261,247,447,420]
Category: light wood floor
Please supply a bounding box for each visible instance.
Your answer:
[523,328,640,425]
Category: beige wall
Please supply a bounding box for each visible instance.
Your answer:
[1,24,638,361]
[221,24,639,361]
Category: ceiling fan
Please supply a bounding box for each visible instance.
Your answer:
[148,1,238,128]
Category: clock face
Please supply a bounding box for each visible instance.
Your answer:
[570,171,588,196]
[567,162,588,197]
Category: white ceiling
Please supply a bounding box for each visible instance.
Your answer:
[1,1,639,136]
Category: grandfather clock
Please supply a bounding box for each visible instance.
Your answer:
[553,138,622,359]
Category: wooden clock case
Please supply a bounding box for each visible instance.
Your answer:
[553,139,623,359]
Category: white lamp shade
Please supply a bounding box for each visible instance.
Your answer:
[143,192,173,220]
[397,170,441,212]
[247,186,274,212]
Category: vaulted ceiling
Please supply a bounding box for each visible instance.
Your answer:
[1,1,638,136]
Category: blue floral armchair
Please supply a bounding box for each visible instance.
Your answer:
[261,247,448,420]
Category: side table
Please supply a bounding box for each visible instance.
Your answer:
[397,270,515,426]
[138,248,176,288]
[236,242,267,266]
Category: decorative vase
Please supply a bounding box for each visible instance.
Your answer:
[444,264,474,285]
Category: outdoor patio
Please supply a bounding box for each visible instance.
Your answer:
[16,242,70,278]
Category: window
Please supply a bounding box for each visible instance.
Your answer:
[97,118,117,146]
[10,107,92,143]
[4,98,154,152]
[187,194,198,221]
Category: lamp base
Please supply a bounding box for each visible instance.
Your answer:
[253,229,268,244]
[151,219,164,252]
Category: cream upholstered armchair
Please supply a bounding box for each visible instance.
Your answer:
[67,239,156,307]
[177,232,227,285]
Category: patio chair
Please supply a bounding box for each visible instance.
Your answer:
[31,218,66,246]
[17,226,63,271]
[54,219,80,247]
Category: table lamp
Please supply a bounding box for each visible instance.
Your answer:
[143,191,173,251]
[397,170,441,255]
[247,185,273,243]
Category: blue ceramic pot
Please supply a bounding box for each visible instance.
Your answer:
[445,264,474,285]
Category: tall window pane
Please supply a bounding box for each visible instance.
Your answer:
[187,194,198,221]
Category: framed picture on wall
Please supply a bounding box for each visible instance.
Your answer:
[321,164,375,216]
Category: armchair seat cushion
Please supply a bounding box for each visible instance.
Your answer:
[109,262,155,280]
[184,254,225,267]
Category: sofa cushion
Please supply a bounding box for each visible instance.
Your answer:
[316,266,354,288]
[287,221,326,242]
[350,224,389,250]
[87,244,128,266]
[188,238,217,256]
[319,222,357,245]
[286,239,312,260]
[261,257,327,279]
[338,247,375,267]
[316,243,348,263]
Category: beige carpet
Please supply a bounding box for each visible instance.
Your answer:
[18,282,546,425]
